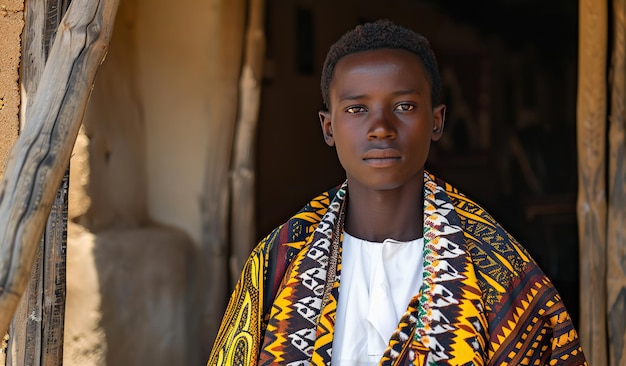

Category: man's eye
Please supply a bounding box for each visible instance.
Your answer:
[395,104,414,111]
[346,106,365,114]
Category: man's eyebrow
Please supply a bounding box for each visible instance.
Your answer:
[392,89,420,96]
[338,94,367,102]
[338,89,421,102]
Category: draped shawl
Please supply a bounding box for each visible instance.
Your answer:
[208,173,587,365]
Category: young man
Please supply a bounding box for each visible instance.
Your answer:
[208,20,587,365]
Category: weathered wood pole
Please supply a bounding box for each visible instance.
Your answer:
[230,0,266,286]
[6,1,70,364]
[0,0,120,340]
[199,0,246,354]
[577,0,608,364]
[608,0,626,364]
[6,173,69,366]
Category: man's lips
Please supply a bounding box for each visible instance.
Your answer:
[363,148,402,167]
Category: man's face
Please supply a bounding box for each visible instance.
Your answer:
[319,48,445,192]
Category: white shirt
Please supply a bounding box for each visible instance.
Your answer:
[331,232,425,366]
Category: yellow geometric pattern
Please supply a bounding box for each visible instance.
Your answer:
[207,237,266,366]
[443,179,587,365]
[207,173,588,365]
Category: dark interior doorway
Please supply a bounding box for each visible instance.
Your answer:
[256,0,580,325]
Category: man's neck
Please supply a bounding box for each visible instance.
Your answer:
[343,180,424,243]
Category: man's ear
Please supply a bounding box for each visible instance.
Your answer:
[319,111,335,147]
[431,104,446,142]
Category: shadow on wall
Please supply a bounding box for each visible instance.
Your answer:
[65,223,196,366]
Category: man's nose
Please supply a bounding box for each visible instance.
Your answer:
[367,109,397,140]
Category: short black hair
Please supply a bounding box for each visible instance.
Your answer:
[320,19,441,109]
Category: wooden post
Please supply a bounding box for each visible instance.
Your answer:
[608,0,626,364]
[7,174,69,366]
[0,0,120,344]
[230,0,267,285]
[6,1,70,364]
[577,0,608,364]
[199,0,246,354]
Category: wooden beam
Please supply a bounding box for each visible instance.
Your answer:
[0,0,120,338]
[6,1,70,364]
[577,0,608,364]
[7,174,69,365]
[608,0,626,364]
[230,0,266,286]
[199,0,246,353]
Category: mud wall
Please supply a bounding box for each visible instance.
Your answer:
[0,0,23,178]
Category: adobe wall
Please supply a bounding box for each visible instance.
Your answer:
[0,0,23,178]
[63,0,240,360]
[135,0,232,245]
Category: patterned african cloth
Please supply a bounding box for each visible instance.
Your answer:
[207,172,587,365]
